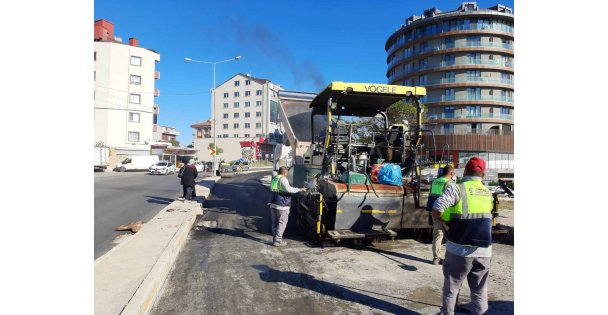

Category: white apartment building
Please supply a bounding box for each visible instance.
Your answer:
[94,19,160,157]
[192,73,284,162]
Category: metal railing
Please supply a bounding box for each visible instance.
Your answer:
[388,59,514,82]
[425,95,513,103]
[389,41,514,66]
[387,23,514,55]
[427,77,513,86]
[428,113,513,120]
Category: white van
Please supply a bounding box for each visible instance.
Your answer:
[116,155,159,172]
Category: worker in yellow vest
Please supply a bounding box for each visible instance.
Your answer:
[426,164,455,265]
[432,157,493,315]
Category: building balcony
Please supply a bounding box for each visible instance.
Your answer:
[386,24,514,55]
[154,89,160,97]
[426,77,513,88]
[388,41,513,67]
[163,129,180,136]
[428,113,513,122]
[155,71,160,80]
[388,59,514,82]
[424,95,513,105]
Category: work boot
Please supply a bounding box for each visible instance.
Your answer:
[273,241,287,247]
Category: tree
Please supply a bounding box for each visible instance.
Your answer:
[170,139,180,147]
[386,99,428,125]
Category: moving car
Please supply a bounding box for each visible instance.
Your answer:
[149,161,176,175]
[231,161,250,171]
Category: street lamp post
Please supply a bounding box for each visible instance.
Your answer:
[185,56,242,177]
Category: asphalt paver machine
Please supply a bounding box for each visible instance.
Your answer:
[278,82,432,243]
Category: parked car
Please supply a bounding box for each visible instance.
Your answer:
[232,161,250,172]
[116,155,159,172]
[194,162,205,173]
[149,161,176,175]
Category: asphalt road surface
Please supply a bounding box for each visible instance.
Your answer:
[94,171,184,259]
[150,171,514,315]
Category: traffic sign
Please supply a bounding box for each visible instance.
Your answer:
[208,148,216,156]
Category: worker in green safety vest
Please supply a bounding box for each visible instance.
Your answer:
[432,157,493,315]
[269,166,307,247]
[426,164,455,265]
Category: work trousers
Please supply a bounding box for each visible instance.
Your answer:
[442,251,491,315]
[270,207,289,243]
[182,185,196,200]
[432,217,448,260]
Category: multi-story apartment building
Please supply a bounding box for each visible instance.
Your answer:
[192,73,283,162]
[94,19,160,157]
[385,2,514,171]
[152,125,180,143]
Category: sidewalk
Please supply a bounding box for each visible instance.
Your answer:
[94,177,219,315]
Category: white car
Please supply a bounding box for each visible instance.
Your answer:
[194,162,205,173]
[149,161,176,175]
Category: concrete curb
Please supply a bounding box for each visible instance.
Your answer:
[94,177,219,315]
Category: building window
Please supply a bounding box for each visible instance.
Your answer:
[444,36,455,46]
[245,79,251,85]
[500,107,512,115]
[256,122,262,129]
[223,113,228,119]
[444,71,455,81]
[130,56,142,66]
[245,112,250,118]
[444,106,455,118]
[234,113,239,118]
[128,131,140,142]
[223,134,229,138]
[234,102,240,108]
[197,130,202,138]
[234,91,240,97]
[129,94,141,104]
[245,91,251,96]
[244,133,250,137]
[418,75,427,86]
[256,111,262,117]
[467,35,481,44]
[443,124,454,134]
[94,51,96,61]
[418,58,427,70]
[223,92,229,98]
[223,124,228,129]
[234,134,239,138]
[234,80,240,87]
[234,123,239,129]
[444,54,454,66]
[256,101,262,107]
[256,90,262,96]
[245,123,251,128]
[467,105,481,117]
[223,103,229,109]
[468,53,481,63]
[444,89,455,101]
[130,75,141,85]
[128,112,140,122]
[245,101,251,107]
[467,70,481,77]
[94,71,96,81]
[468,88,481,99]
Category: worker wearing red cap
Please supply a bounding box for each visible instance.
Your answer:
[432,157,493,315]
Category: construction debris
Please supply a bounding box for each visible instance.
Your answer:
[115,221,144,233]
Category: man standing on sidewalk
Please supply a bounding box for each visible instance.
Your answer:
[269,166,306,247]
[432,157,493,315]
[426,164,455,265]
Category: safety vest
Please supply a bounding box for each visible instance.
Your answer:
[270,175,291,207]
[430,177,450,196]
[427,177,451,213]
[270,175,286,193]
[445,179,493,247]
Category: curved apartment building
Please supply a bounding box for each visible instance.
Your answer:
[385,2,514,171]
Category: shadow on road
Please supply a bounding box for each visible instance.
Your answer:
[358,245,432,265]
[198,227,270,245]
[253,265,422,315]
[144,195,174,205]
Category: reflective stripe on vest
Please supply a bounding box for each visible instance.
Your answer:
[430,177,449,196]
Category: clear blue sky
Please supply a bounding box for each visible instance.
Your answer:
[94,0,513,146]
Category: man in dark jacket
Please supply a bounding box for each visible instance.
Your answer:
[179,159,198,201]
